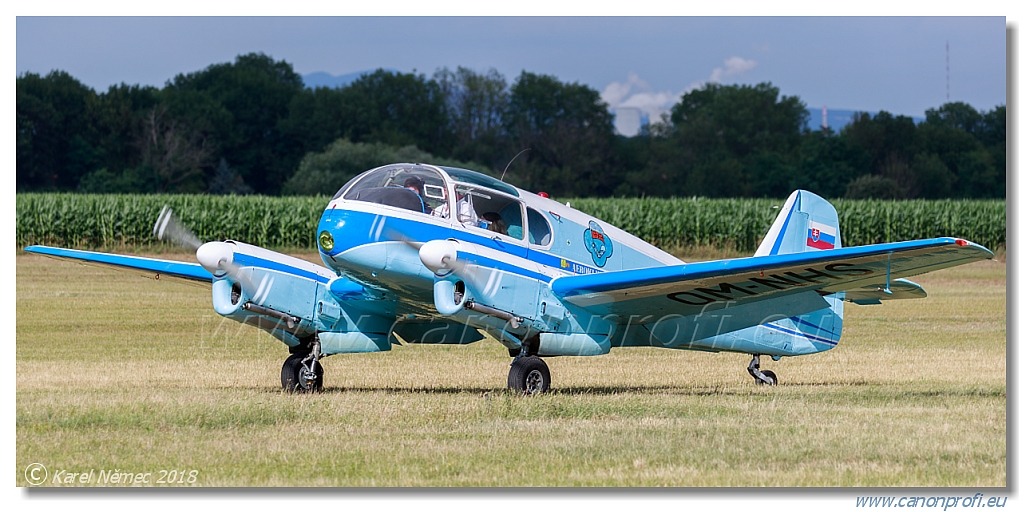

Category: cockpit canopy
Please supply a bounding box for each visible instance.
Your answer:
[335,163,551,245]
[334,164,446,214]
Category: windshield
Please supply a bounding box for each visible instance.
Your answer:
[337,164,447,214]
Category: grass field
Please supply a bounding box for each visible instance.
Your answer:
[15,251,1006,487]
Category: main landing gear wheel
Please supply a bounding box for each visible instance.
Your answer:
[507,356,551,394]
[747,354,778,386]
[281,352,324,393]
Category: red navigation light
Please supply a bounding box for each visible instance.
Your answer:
[538,191,550,198]
[955,239,969,246]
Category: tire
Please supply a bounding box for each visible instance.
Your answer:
[281,353,324,393]
[507,356,551,394]
[757,369,778,386]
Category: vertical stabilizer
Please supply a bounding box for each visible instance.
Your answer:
[755,190,842,257]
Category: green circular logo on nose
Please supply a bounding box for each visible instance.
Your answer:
[318,230,334,252]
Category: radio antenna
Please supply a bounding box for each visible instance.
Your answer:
[500,148,531,182]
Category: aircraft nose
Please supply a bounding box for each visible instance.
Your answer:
[419,239,459,275]
[196,241,234,276]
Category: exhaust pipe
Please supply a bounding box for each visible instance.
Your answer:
[465,300,522,329]
[243,302,300,329]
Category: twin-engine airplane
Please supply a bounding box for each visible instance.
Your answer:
[26,163,994,393]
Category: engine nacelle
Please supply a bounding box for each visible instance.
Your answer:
[536,332,611,357]
[318,331,391,354]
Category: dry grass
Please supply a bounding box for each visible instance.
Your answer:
[15,252,1006,487]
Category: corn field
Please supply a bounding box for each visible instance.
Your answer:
[572,197,1006,252]
[16,194,329,250]
[16,193,1005,253]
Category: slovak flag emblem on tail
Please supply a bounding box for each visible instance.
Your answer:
[806,221,837,250]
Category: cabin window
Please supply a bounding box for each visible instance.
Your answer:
[440,185,524,240]
[340,165,446,215]
[526,207,552,246]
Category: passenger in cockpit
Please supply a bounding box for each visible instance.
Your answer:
[482,212,508,235]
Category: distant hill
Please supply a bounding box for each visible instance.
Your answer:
[805,107,924,132]
[302,71,365,89]
[302,69,399,89]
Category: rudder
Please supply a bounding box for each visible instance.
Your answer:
[755,190,842,257]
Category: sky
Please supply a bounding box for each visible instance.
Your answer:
[14,15,1008,122]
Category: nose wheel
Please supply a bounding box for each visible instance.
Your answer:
[747,354,778,386]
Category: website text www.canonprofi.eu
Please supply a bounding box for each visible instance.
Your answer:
[855,493,1008,510]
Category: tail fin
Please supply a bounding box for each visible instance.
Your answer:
[755,190,842,256]
[754,190,844,351]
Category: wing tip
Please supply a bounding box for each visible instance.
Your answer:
[949,238,995,259]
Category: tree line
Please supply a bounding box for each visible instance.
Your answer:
[16,52,1006,199]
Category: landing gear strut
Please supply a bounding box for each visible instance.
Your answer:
[282,338,324,393]
[747,354,778,386]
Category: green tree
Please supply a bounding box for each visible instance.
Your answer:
[282,139,482,196]
[16,71,101,190]
[845,174,902,199]
[504,72,617,196]
[841,111,919,180]
[925,101,983,134]
[281,86,349,156]
[666,82,807,197]
[794,130,868,198]
[433,67,510,166]
[978,105,1006,197]
[92,84,161,176]
[337,69,452,154]
[911,153,956,198]
[167,53,305,194]
[136,104,213,193]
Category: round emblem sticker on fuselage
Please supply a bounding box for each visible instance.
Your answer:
[584,221,613,267]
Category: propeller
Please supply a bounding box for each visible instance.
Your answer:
[383,220,499,296]
[153,205,202,251]
[152,206,274,305]
[418,239,499,295]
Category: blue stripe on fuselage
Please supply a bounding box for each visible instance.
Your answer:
[789,315,839,339]
[763,322,838,346]
[455,251,551,283]
[318,207,600,280]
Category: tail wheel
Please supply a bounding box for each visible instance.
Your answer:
[757,370,778,386]
[507,356,551,394]
[281,353,324,393]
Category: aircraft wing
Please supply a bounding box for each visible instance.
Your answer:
[24,245,212,284]
[549,237,992,318]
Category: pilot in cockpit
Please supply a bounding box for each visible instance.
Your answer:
[403,177,431,214]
